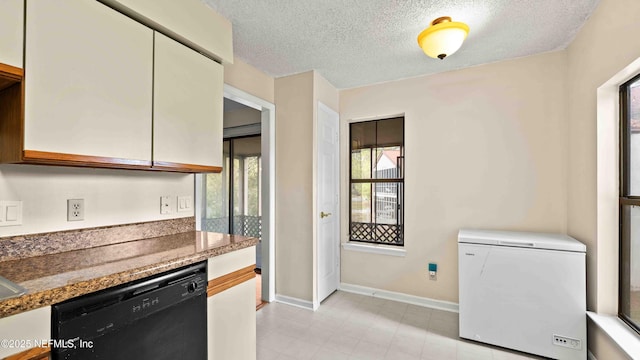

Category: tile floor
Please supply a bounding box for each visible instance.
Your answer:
[256,291,543,360]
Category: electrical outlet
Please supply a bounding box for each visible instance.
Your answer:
[428,263,437,281]
[67,199,84,221]
[160,196,171,214]
[552,334,582,350]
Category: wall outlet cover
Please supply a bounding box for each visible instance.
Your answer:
[160,196,171,214]
[67,199,84,221]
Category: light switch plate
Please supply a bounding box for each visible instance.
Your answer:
[177,196,192,212]
[0,201,22,227]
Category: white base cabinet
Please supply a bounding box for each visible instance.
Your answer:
[207,246,256,360]
[207,279,256,360]
[0,306,50,358]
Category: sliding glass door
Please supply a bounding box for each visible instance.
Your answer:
[203,142,230,233]
[232,136,262,238]
[202,136,262,246]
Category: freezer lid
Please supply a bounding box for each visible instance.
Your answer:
[458,229,586,252]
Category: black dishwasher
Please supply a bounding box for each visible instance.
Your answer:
[52,261,207,360]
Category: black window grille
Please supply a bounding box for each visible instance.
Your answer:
[349,117,404,246]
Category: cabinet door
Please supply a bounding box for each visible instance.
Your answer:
[0,0,23,68]
[0,307,50,358]
[153,32,223,172]
[207,279,256,360]
[24,0,153,164]
[99,0,234,64]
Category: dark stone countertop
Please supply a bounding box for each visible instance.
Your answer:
[0,231,257,318]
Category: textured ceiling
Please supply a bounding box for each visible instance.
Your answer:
[203,0,600,89]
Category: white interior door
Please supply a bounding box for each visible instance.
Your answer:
[317,102,340,303]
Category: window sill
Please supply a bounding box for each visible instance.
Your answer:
[342,242,406,257]
[587,311,640,359]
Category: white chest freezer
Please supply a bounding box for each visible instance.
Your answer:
[458,229,586,360]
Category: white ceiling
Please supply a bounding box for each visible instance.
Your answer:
[203,0,600,89]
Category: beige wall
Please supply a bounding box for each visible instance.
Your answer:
[274,71,338,303]
[567,0,640,310]
[275,71,315,301]
[565,0,640,358]
[223,107,262,128]
[313,72,339,113]
[224,58,275,104]
[0,165,193,237]
[339,51,568,303]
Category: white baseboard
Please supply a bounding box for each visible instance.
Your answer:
[587,350,597,360]
[339,282,459,313]
[275,294,316,311]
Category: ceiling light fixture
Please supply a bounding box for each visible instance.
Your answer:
[417,16,469,60]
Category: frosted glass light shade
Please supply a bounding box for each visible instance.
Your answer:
[417,16,469,60]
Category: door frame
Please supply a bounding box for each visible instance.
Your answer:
[195,84,276,303]
[314,101,341,308]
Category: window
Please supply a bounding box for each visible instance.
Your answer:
[620,73,640,333]
[201,136,262,239]
[349,117,404,246]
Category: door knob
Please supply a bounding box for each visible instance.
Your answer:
[320,211,332,218]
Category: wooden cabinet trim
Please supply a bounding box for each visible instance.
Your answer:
[0,63,22,92]
[0,81,23,163]
[22,150,152,170]
[0,149,225,173]
[0,63,23,76]
[0,63,24,86]
[3,345,49,360]
[152,161,222,173]
[207,264,256,297]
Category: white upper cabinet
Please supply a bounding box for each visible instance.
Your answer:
[99,0,233,64]
[0,0,23,68]
[0,0,225,172]
[153,33,223,170]
[24,0,153,163]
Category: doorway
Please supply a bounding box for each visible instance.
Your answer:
[201,135,263,307]
[195,85,276,307]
